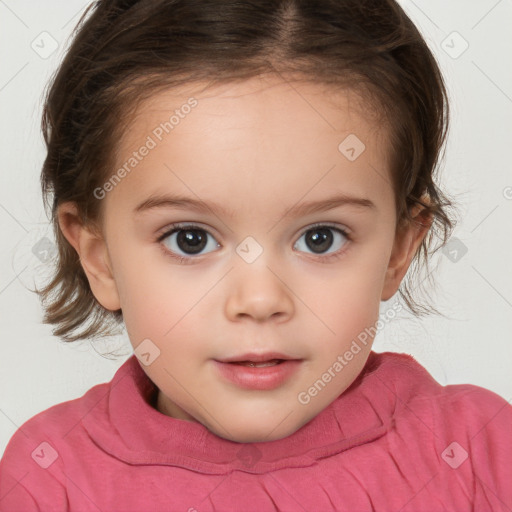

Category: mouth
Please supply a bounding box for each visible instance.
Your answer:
[228,359,285,368]
[213,352,302,390]
[216,352,298,365]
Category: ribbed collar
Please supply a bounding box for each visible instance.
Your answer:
[82,351,423,474]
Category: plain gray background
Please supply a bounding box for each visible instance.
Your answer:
[1,0,511,456]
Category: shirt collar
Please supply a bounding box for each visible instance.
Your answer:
[82,351,413,474]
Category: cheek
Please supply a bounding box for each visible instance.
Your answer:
[109,249,183,340]
[116,269,213,360]
[299,254,389,350]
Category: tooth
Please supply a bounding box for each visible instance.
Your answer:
[235,360,281,367]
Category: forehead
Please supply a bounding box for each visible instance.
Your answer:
[106,75,394,220]
[118,74,388,153]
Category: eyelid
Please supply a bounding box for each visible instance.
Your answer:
[297,221,351,239]
[156,222,218,242]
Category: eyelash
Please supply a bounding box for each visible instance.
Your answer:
[156,222,352,264]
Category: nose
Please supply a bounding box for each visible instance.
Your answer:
[224,261,295,323]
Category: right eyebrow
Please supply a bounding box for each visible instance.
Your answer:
[134,194,234,216]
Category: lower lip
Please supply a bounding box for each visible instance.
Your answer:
[213,360,302,390]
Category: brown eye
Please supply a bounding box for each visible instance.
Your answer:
[294,225,348,256]
[176,229,207,254]
[304,227,333,253]
[160,225,220,257]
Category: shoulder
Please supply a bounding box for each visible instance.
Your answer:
[0,380,110,511]
[369,351,512,436]
[365,352,512,508]
[373,351,512,462]
[4,376,111,447]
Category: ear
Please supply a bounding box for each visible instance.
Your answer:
[57,202,121,311]
[381,203,433,301]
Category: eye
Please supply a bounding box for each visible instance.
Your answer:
[158,223,220,259]
[293,224,349,257]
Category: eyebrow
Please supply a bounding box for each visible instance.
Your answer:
[133,192,377,218]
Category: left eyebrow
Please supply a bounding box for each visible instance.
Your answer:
[284,193,377,217]
[133,192,377,218]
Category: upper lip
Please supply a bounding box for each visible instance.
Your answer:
[216,352,299,363]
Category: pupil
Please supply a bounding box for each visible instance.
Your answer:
[177,229,206,254]
[306,228,333,253]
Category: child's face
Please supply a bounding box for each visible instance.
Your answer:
[66,75,428,442]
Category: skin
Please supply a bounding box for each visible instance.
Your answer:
[58,74,431,443]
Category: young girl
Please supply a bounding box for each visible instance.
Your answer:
[1,0,511,510]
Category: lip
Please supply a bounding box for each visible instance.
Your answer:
[213,355,302,390]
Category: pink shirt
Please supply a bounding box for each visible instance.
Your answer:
[1,351,511,511]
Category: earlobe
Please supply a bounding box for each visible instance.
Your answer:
[381,205,432,302]
[57,202,121,311]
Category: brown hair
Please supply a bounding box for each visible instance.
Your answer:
[36,0,458,343]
